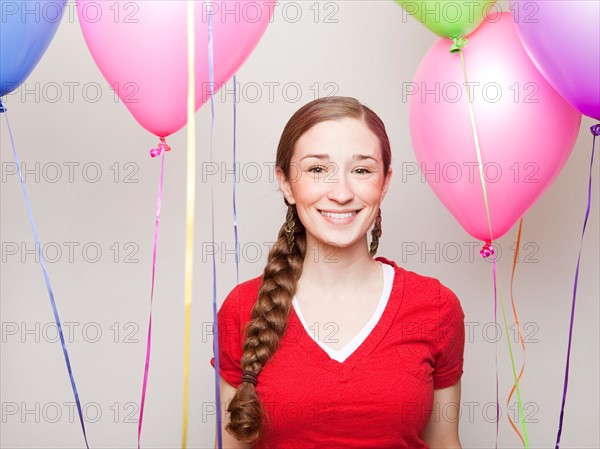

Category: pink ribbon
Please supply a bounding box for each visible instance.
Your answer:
[138,137,169,449]
[150,137,171,157]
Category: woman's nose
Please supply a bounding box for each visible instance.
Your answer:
[326,168,354,203]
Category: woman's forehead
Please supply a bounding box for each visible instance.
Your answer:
[293,118,380,159]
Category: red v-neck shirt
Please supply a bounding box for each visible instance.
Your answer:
[210,256,465,448]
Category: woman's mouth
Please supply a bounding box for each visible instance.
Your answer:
[318,209,361,224]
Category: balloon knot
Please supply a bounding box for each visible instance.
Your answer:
[591,124,600,136]
[150,137,171,158]
[0,99,6,113]
[449,37,468,53]
[480,240,495,259]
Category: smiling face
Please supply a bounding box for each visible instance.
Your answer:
[276,117,393,258]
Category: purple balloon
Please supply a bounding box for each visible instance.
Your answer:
[510,0,600,120]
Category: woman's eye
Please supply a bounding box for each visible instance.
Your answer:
[308,165,325,173]
[355,168,371,174]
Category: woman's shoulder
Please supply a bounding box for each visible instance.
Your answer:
[376,255,443,289]
[225,273,263,298]
[218,273,264,322]
[375,255,462,313]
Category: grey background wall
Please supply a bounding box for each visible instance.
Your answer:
[1,1,598,448]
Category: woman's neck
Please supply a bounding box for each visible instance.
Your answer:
[298,240,381,297]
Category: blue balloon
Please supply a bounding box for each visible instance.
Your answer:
[0,0,67,97]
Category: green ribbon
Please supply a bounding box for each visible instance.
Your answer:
[452,41,530,449]
[449,37,468,53]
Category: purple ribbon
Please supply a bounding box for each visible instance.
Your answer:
[555,123,598,448]
[233,75,240,287]
[2,97,90,449]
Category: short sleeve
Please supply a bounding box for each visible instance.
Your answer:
[210,284,245,388]
[432,283,465,389]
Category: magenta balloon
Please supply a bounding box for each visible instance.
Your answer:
[510,0,600,120]
[409,12,581,241]
[77,1,273,137]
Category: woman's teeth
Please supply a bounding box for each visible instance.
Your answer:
[320,210,357,219]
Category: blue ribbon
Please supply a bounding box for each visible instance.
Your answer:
[1,97,90,449]
[207,7,223,449]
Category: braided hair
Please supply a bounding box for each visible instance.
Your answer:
[225,96,392,443]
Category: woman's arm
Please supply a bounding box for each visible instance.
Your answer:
[214,375,251,449]
[422,380,462,449]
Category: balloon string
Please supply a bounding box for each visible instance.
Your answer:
[492,252,499,449]
[506,218,529,447]
[207,4,224,449]
[181,1,196,447]
[454,42,500,448]
[233,74,240,288]
[555,124,599,448]
[1,99,90,449]
[455,41,494,243]
[499,289,526,444]
[138,139,168,449]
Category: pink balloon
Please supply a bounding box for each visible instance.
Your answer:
[77,1,273,137]
[409,12,581,241]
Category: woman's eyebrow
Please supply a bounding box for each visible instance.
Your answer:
[352,153,378,162]
[300,153,328,161]
[300,153,377,161]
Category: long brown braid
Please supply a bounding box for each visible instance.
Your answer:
[225,97,391,444]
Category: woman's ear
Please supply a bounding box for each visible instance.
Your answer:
[380,166,393,203]
[276,166,296,205]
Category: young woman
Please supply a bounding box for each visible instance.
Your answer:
[211,96,465,448]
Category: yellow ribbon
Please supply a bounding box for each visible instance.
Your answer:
[456,43,494,243]
[182,1,196,447]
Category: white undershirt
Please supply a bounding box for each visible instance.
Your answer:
[292,261,395,363]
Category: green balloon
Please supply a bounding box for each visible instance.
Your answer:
[395,0,497,38]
